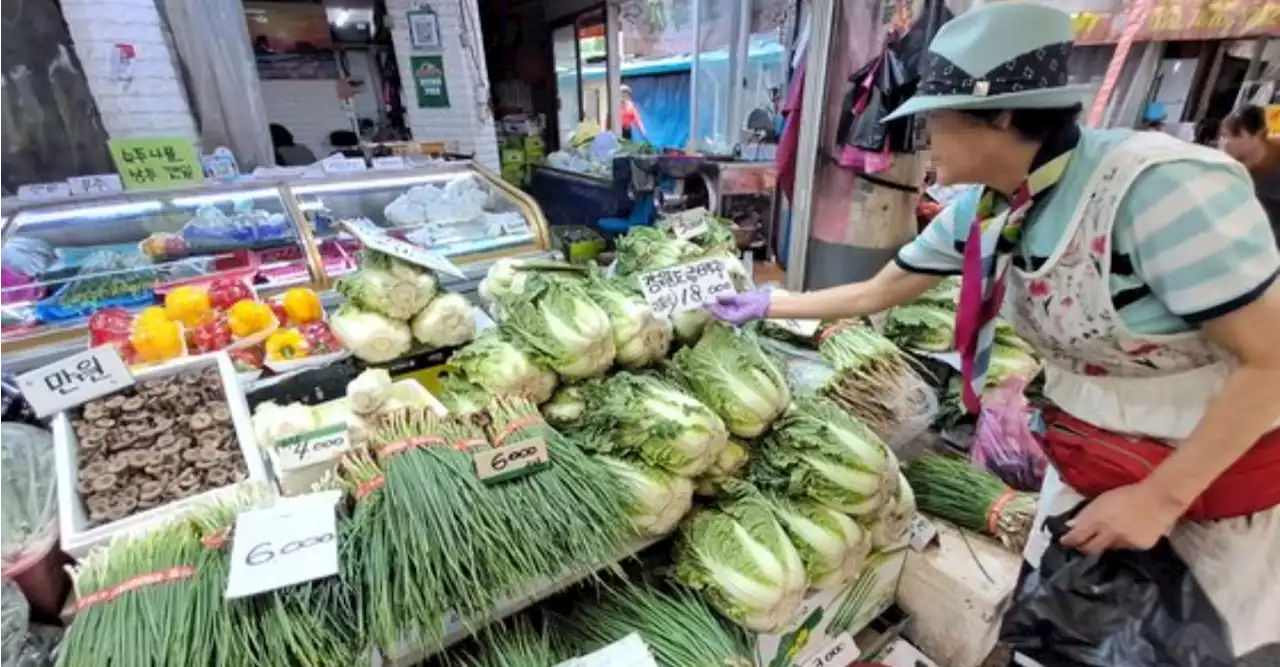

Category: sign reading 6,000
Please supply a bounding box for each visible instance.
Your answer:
[245,533,336,567]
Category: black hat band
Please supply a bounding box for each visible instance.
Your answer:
[918,41,1072,98]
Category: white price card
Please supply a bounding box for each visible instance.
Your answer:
[274,425,351,472]
[371,156,409,171]
[638,258,737,317]
[802,632,859,667]
[340,217,466,278]
[474,437,550,484]
[556,633,659,667]
[16,346,134,418]
[907,513,938,551]
[66,174,124,196]
[663,206,710,240]
[16,182,72,202]
[770,317,821,338]
[225,494,339,599]
[322,157,369,174]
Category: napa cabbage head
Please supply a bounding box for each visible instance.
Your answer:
[480,258,587,304]
[884,303,955,352]
[541,385,586,428]
[672,324,791,438]
[764,492,871,590]
[871,470,915,550]
[585,276,672,369]
[596,455,694,537]
[577,373,728,476]
[673,491,807,632]
[695,439,750,497]
[615,226,703,276]
[757,396,894,517]
[448,331,557,404]
[498,274,615,379]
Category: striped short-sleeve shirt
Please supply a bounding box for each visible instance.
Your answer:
[896,128,1280,335]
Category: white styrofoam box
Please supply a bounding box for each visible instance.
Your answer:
[53,352,273,559]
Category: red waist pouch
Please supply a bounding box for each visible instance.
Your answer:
[1043,409,1280,521]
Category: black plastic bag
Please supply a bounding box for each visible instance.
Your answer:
[1000,508,1236,667]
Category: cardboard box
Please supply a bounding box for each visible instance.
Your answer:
[755,548,908,667]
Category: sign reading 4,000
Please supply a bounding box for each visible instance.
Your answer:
[638,258,737,317]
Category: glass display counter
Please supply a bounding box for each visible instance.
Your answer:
[0,163,551,369]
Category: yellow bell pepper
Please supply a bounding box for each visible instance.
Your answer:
[164,286,212,327]
[281,288,323,324]
[227,299,275,338]
[135,306,170,326]
[130,318,184,363]
[265,328,311,361]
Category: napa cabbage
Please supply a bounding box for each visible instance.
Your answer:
[584,276,672,369]
[498,274,616,379]
[448,331,557,404]
[577,372,729,477]
[671,324,790,438]
[596,455,694,537]
[673,492,807,632]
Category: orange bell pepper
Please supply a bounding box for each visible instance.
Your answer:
[227,299,275,338]
[281,288,323,325]
[130,318,184,363]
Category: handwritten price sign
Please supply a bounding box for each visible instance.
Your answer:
[474,437,551,484]
[663,207,710,240]
[225,494,339,599]
[17,346,134,418]
[339,217,466,278]
[638,258,737,318]
[274,425,351,471]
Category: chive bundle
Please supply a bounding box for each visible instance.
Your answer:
[902,454,1037,552]
[59,521,213,667]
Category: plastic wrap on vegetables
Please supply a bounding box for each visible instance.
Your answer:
[0,424,58,577]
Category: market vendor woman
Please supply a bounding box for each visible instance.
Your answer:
[710,4,1280,662]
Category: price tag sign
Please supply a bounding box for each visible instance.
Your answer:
[663,206,710,240]
[339,217,466,278]
[556,633,659,667]
[17,346,134,418]
[638,258,736,318]
[66,174,124,196]
[474,437,551,484]
[16,182,72,202]
[907,513,938,552]
[322,157,369,174]
[225,495,339,599]
[108,137,204,189]
[371,156,409,171]
[802,633,859,667]
[274,425,351,472]
[770,318,821,338]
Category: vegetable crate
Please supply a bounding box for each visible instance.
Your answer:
[754,547,908,667]
[51,352,273,559]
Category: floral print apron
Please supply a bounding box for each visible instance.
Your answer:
[1006,132,1280,658]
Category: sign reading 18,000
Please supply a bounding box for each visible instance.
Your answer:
[638,258,737,317]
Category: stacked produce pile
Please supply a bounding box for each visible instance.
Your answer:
[331,249,477,364]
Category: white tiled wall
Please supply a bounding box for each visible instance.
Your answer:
[385,0,500,169]
[60,0,198,141]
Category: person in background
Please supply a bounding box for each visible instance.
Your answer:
[1220,104,1280,240]
[1141,101,1167,131]
[620,85,648,142]
[268,123,316,166]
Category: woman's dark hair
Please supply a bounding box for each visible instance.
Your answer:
[959,103,1084,141]
[1223,105,1266,136]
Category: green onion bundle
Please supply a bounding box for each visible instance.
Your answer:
[437,615,564,667]
[480,396,637,569]
[559,580,753,667]
[366,408,526,651]
[902,454,1037,552]
[816,320,932,441]
[59,521,214,667]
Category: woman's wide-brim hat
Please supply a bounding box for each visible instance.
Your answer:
[882,3,1093,122]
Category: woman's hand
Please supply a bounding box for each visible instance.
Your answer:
[1060,481,1188,555]
[707,291,771,325]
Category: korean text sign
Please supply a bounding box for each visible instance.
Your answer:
[108,138,204,190]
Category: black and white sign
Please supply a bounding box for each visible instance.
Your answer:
[17,346,134,418]
[907,513,938,552]
[16,182,72,203]
[225,494,339,599]
[802,632,858,667]
[322,157,369,174]
[638,258,736,317]
[340,217,466,278]
[474,437,551,483]
[663,206,710,240]
[274,425,351,471]
[556,633,658,667]
[371,156,409,171]
[67,174,125,196]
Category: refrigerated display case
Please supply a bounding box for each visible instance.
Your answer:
[0,163,551,371]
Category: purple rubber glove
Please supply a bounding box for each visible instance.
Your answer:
[706,291,771,325]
